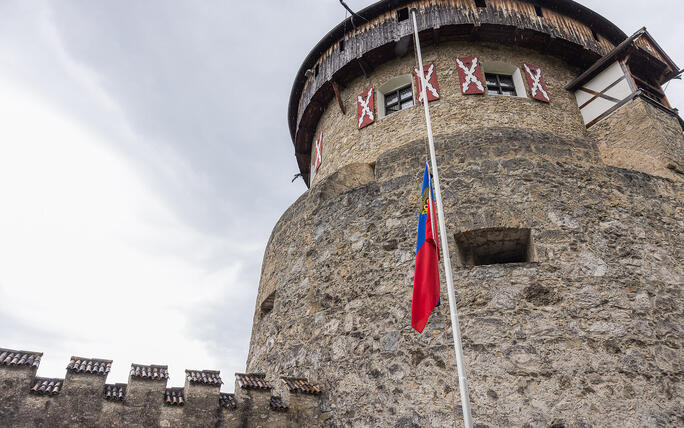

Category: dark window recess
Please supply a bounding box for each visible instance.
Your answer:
[314,64,319,77]
[339,39,345,51]
[397,8,409,22]
[633,75,668,105]
[592,30,599,41]
[485,73,516,96]
[455,228,534,266]
[534,5,543,17]
[475,0,487,8]
[260,291,275,317]
[384,84,414,115]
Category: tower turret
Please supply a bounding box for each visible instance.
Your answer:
[248,1,683,426]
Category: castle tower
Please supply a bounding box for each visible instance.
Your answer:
[247,1,683,426]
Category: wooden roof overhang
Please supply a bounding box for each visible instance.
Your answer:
[565,28,680,91]
[288,0,628,185]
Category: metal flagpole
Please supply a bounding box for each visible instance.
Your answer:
[410,8,473,428]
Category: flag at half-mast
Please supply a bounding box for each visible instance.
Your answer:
[411,164,441,333]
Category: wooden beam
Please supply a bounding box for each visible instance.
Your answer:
[331,81,346,115]
[578,76,626,109]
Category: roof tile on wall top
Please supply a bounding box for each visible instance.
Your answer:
[30,378,63,395]
[270,396,289,412]
[67,357,112,375]
[0,348,42,368]
[219,392,237,409]
[104,383,126,401]
[235,373,272,390]
[129,364,169,380]
[281,377,321,395]
[164,388,185,406]
[185,369,223,385]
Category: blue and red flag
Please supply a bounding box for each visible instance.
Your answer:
[411,164,441,333]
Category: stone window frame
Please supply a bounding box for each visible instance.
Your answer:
[454,227,537,267]
[481,62,528,98]
[377,74,415,118]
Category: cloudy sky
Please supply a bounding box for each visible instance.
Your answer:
[0,1,682,390]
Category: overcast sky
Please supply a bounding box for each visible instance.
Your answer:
[0,1,682,390]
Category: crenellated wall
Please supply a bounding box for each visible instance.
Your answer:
[0,349,322,428]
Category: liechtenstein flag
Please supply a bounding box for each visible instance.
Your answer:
[411,164,441,333]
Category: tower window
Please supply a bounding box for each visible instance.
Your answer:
[455,228,534,266]
[314,64,319,77]
[397,8,409,22]
[486,73,516,96]
[377,74,415,118]
[592,30,599,41]
[534,5,543,17]
[384,84,414,115]
[475,0,487,8]
[260,291,275,318]
[339,39,345,52]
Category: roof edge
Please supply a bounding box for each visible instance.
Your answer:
[288,0,628,142]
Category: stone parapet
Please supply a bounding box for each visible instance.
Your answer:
[0,349,323,427]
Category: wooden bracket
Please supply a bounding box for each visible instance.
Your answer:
[331,81,346,115]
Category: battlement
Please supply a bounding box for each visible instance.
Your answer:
[0,347,323,427]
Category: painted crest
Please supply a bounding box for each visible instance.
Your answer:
[414,63,440,102]
[523,63,550,102]
[456,56,485,95]
[314,132,323,172]
[356,87,375,129]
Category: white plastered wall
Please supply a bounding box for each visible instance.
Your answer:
[574,61,634,124]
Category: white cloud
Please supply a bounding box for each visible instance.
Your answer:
[0,77,248,387]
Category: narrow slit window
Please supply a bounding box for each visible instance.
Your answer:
[339,39,345,52]
[397,8,409,22]
[314,64,319,77]
[475,0,487,8]
[592,30,599,41]
[455,228,534,266]
[260,291,275,318]
[534,5,543,17]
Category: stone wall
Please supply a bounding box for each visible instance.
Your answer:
[0,353,321,427]
[249,127,683,427]
[589,95,684,181]
[310,41,589,186]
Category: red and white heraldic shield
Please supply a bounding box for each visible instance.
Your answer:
[414,63,440,102]
[356,87,375,129]
[456,56,486,95]
[522,63,550,103]
[313,132,323,172]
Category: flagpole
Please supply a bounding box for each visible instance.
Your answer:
[410,8,473,428]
